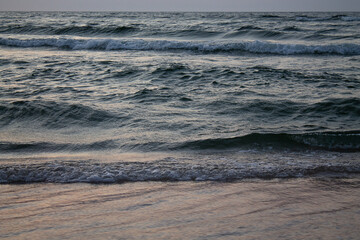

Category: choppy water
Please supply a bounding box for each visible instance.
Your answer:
[1,12,360,183]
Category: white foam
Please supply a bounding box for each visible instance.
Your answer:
[0,159,359,183]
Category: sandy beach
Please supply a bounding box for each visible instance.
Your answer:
[1,178,360,239]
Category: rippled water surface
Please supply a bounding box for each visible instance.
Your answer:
[1,11,360,240]
[0,12,359,182]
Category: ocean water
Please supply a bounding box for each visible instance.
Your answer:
[0,12,360,183]
[1,11,360,239]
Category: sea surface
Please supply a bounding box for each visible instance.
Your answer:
[0,11,360,182]
[0,11,360,239]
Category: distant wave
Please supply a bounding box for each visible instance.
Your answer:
[1,157,359,183]
[295,15,360,22]
[1,37,360,55]
[0,24,139,36]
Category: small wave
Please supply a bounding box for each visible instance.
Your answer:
[210,97,360,121]
[0,100,124,128]
[151,63,189,74]
[0,24,139,36]
[261,14,282,19]
[1,37,359,55]
[238,25,263,30]
[54,25,138,35]
[124,87,179,104]
[156,29,223,38]
[0,140,117,153]
[295,16,332,22]
[295,15,360,22]
[302,98,360,117]
[224,29,285,39]
[175,132,360,152]
[282,26,302,31]
[1,159,359,183]
[341,16,360,21]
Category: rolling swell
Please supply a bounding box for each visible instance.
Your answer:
[1,37,359,55]
[176,132,360,152]
[0,100,124,128]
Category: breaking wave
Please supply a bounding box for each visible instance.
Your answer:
[1,37,360,55]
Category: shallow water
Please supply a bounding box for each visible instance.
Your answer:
[1,179,360,239]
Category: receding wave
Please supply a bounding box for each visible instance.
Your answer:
[1,158,359,183]
[1,37,360,55]
[0,100,124,128]
[176,132,360,152]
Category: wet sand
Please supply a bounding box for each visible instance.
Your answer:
[1,178,360,239]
